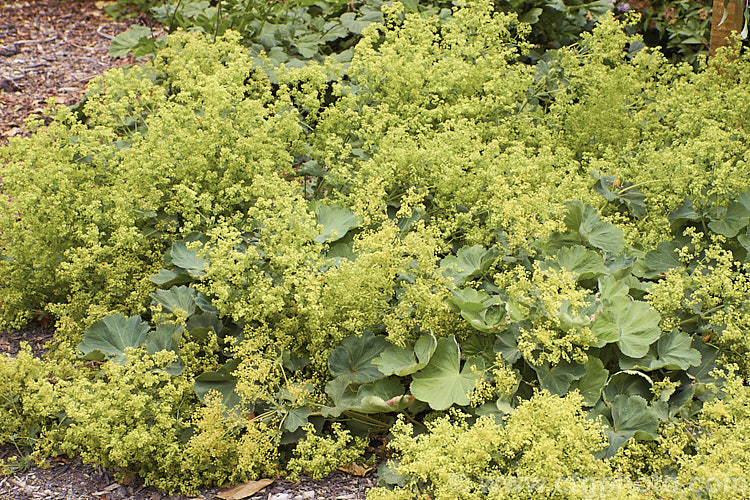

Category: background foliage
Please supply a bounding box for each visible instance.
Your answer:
[107,0,719,68]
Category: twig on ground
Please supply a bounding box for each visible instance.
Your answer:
[14,36,58,45]
[97,25,114,40]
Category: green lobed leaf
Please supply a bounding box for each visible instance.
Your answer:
[281,350,311,372]
[373,332,437,377]
[446,288,490,313]
[460,300,507,332]
[439,245,500,285]
[109,25,153,58]
[619,329,701,371]
[665,374,698,419]
[327,240,356,262]
[462,332,496,363]
[687,338,723,399]
[151,268,194,287]
[591,299,661,358]
[322,375,358,418]
[564,201,625,254]
[545,245,609,281]
[195,292,218,313]
[328,331,389,384]
[604,253,638,278]
[494,326,522,364]
[707,200,750,238]
[151,285,197,318]
[598,275,630,304]
[410,336,485,410]
[635,238,688,279]
[569,357,608,406]
[169,241,209,278]
[356,378,418,414]
[603,371,653,403]
[378,460,408,488]
[668,199,703,232]
[283,406,313,432]
[447,288,507,332]
[556,300,594,332]
[143,323,184,375]
[601,395,660,458]
[194,358,241,410]
[591,173,647,219]
[312,203,361,243]
[186,312,223,336]
[78,313,151,362]
[530,359,587,395]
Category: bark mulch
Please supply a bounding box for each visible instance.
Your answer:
[0,0,143,143]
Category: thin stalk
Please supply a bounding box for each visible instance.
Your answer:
[341,410,392,429]
[403,411,427,430]
[235,0,256,33]
[168,0,183,33]
[214,0,223,42]
[678,305,725,325]
[617,178,669,195]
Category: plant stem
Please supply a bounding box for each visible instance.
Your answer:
[168,0,183,33]
[214,0,223,42]
[618,178,669,195]
[342,410,391,429]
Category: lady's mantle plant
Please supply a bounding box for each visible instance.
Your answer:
[1,1,749,495]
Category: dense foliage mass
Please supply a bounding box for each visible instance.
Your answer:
[1,2,750,497]
[108,0,717,69]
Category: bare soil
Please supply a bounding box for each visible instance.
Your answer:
[0,0,142,142]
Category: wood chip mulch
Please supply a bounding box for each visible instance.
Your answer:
[0,0,145,143]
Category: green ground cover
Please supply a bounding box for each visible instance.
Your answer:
[1,2,750,498]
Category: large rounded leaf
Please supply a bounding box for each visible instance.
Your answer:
[322,375,358,418]
[564,201,625,254]
[543,245,609,281]
[312,203,361,243]
[151,268,193,287]
[328,331,389,384]
[635,238,687,279]
[144,323,184,375]
[78,313,151,362]
[708,200,750,238]
[494,325,522,364]
[169,240,209,278]
[592,299,661,358]
[373,333,437,377]
[446,288,490,313]
[194,358,241,411]
[568,357,608,406]
[151,285,197,317]
[356,378,418,414]
[603,371,653,403]
[447,288,507,332]
[592,173,647,219]
[530,360,587,395]
[410,336,484,410]
[619,329,701,371]
[439,245,500,285]
[601,395,659,458]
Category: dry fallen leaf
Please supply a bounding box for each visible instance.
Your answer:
[94,1,117,8]
[217,478,274,500]
[337,462,375,477]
